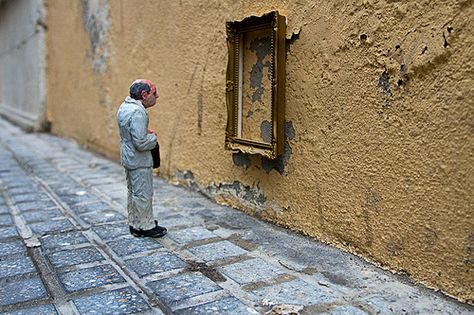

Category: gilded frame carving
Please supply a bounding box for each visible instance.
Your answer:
[225,11,286,159]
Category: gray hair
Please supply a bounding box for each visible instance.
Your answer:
[129,81,151,100]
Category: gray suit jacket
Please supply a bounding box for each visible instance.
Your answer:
[117,96,157,170]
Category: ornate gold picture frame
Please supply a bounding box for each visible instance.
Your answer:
[225,11,286,159]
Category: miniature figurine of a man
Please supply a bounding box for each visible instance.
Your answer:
[117,79,167,238]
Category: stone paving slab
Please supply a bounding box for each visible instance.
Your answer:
[111,197,127,207]
[29,218,75,235]
[252,279,339,306]
[80,210,125,225]
[61,194,102,206]
[1,304,59,315]
[104,190,127,200]
[158,214,194,228]
[69,201,115,214]
[0,180,34,190]
[72,287,151,315]
[0,214,13,226]
[146,273,223,308]
[173,198,209,210]
[0,118,473,315]
[0,254,36,278]
[22,208,63,223]
[0,226,19,239]
[9,193,49,205]
[219,258,286,285]
[0,276,48,306]
[0,240,26,257]
[322,305,369,315]
[48,183,83,194]
[107,235,163,257]
[175,296,256,315]
[40,231,89,250]
[6,186,39,197]
[93,183,127,193]
[168,227,219,245]
[92,223,129,240]
[125,252,187,277]
[0,205,9,215]
[81,177,118,186]
[58,264,126,293]
[47,247,106,269]
[15,200,57,212]
[188,240,248,263]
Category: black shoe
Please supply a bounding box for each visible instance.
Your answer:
[130,221,167,238]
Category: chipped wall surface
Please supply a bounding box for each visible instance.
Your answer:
[81,0,110,74]
[241,29,273,143]
[0,0,47,131]
[46,0,473,303]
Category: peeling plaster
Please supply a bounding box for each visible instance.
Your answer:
[260,120,272,143]
[231,120,295,175]
[249,36,272,102]
[232,151,251,168]
[378,70,392,108]
[81,0,110,74]
[175,170,280,214]
[286,28,301,53]
[262,121,295,174]
[174,169,199,191]
[210,181,266,207]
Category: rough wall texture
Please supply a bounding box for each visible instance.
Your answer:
[46,0,474,303]
[0,0,47,131]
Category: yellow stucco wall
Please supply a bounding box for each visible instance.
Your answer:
[46,0,473,303]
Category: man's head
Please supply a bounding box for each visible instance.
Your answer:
[129,79,159,108]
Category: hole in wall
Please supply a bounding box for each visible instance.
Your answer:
[443,33,449,48]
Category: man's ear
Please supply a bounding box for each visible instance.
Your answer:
[141,90,148,100]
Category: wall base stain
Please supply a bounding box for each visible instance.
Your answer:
[174,170,286,216]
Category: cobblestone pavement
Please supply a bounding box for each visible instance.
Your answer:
[0,118,472,315]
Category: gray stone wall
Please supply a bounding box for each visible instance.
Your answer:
[0,0,47,131]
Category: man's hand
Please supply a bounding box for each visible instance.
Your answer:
[147,128,156,135]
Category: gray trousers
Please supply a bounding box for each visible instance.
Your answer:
[125,167,155,230]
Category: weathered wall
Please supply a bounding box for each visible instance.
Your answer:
[46,0,474,303]
[0,0,47,131]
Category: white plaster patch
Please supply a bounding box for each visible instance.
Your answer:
[81,0,110,74]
